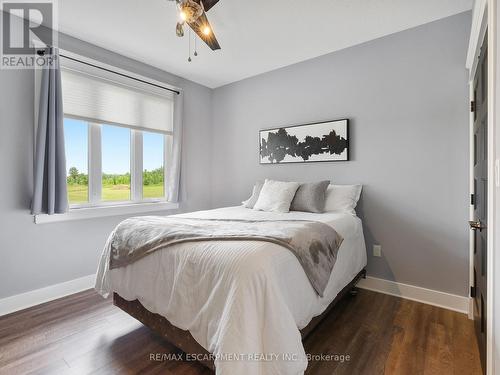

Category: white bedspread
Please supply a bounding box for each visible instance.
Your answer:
[95,206,367,374]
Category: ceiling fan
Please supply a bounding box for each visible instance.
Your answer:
[169,0,221,52]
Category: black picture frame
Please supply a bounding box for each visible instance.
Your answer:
[259,119,349,164]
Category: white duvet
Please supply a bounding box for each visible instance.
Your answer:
[95,206,367,374]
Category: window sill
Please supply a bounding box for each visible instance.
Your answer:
[34,201,180,224]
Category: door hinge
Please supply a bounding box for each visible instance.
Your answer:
[470,286,476,298]
[471,194,475,205]
[470,100,475,113]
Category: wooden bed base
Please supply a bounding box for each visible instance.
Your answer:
[113,268,367,371]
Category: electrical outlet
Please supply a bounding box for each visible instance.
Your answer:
[373,245,382,257]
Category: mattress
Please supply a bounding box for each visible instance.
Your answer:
[95,206,367,374]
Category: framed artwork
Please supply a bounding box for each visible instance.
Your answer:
[259,119,349,164]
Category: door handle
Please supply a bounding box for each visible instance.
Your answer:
[469,220,484,231]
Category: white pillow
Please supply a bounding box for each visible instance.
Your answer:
[253,179,300,213]
[324,184,362,215]
[242,181,264,209]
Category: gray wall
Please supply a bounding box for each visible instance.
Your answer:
[0,34,213,299]
[211,12,471,296]
[0,12,472,300]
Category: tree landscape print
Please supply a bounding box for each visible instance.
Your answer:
[259,119,349,164]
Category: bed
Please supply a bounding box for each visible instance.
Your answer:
[95,206,367,374]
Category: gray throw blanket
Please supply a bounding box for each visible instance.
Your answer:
[108,216,343,297]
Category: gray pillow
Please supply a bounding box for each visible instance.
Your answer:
[290,181,330,213]
[242,181,264,208]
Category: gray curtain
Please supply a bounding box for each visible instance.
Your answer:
[31,49,68,215]
[166,91,183,203]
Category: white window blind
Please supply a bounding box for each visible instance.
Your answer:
[61,68,174,133]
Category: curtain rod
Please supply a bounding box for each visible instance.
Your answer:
[37,49,180,95]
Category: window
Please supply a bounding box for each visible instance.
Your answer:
[61,64,173,207]
[64,118,89,204]
[101,124,131,202]
[143,131,165,199]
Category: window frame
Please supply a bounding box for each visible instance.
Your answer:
[65,115,170,209]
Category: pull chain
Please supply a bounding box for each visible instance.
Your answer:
[188,29,192,62]
[194,35,198,57]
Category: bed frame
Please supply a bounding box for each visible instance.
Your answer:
[113,268,367,371]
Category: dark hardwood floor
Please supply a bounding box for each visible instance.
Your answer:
[0,289,481,374]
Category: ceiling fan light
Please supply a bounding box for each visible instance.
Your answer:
[178,0,203,23]
[202,26,211,36]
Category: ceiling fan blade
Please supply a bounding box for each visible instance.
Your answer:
[200,0,219,12]
[187,12,221,50]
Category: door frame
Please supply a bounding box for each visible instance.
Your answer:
[466,1,497,374]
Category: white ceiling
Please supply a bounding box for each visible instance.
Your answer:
[58,0,473,88]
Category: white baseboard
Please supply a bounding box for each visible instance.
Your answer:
[0,273,470,318]
[357,276,471,314]
[0,274,95,317]
[468,296,474,320]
